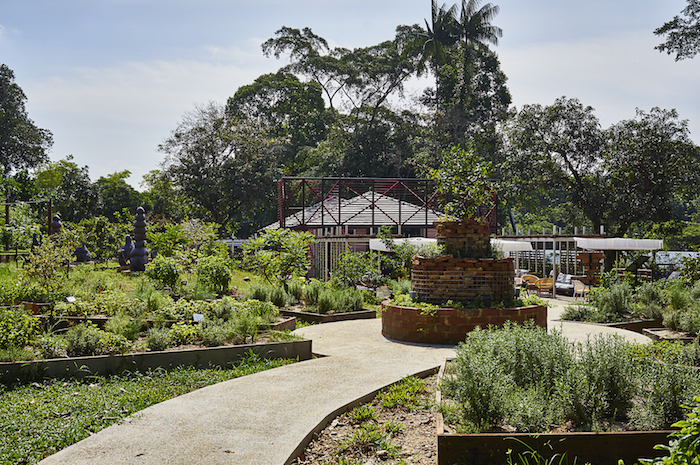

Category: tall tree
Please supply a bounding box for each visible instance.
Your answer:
[34,156,98,222]
[416,0,459,106]
[504,97,700,238]
[655,0,700,60]
[94,170,143,220]
[159,102,284,234]
[0,64,53,176]
[456,0,502,102]
[225,71,330,175]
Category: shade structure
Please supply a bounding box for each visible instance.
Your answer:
[491,239,533,252]
[369,237,437,252]
[574,237,663,251]
[369,238,533,253]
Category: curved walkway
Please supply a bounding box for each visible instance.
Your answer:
[40,297,649,465]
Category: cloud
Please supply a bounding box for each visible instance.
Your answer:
[24,49,279,188]
[499,30,700,135]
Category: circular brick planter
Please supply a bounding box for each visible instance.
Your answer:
[381,303,547,345]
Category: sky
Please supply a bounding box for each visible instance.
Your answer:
[2,0,699,189]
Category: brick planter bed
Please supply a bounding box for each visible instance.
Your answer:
[381,303,547,345]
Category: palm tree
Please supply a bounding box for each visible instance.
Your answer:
[456,0,502,101]
[420,0,460,107]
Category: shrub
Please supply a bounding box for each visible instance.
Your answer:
[303,279,324,306]
[316,289,336,314]
[169,322,199,345]
[105,313,144,341]
[244,299,279,323]
[591,282,632,320]
[247,282,270,302]
[442,323,650,432]
[197,255,232,295]
[99,331,131,355]
[0,346,36,362]
[0,306,39,349]
[146,327,173,351]
[389,279,411,297]
[286,279,304,303]
[631,360,700,430]
[200,320,226,347]
[65,322,130,356]
[335,288,364,313]
[229,311,259,344]
[641,396,700,465]
[35,333,67,359]
[268,285,287,307]
[145,255,181,289]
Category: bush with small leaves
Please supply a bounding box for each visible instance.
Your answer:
[35,333,67,359]
[169,322,199,345]
[200,320,227,347]
[197,255,232,295]
[145,255,182,289]
[146,327,173,351]
[0,306,39,350]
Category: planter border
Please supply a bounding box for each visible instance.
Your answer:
[435,360,673,465]
[643,327,696,344]
[382,303,546,345]
[1,339,312,384]
[280,308,376,324]
[31,314,297,332]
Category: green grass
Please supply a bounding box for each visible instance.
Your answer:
[0,354,294,464]
[376,376,427,410]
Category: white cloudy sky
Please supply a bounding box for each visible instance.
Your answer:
[2,0,699,189]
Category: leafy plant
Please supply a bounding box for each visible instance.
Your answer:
[65,322,130,356]
[332,250,385,288]
[145,254,182,289]
[169,322,199,345]
[347,404,377,423]
[105,312,144,341]
[0,306,39,349]
[145,326,173,351]
[196,255,232,295]
[241,228,314,288]
[640,396,700,465]
[376,376,426,410]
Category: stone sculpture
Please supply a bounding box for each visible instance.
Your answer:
[129,207,149,272]
[74,242,92,262]
[31,232,41,252]
[118,235,133,267]
[49,214,62,235]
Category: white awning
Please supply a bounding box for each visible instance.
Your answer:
[369,237,437,252]
[491,239,533,252]
[369,238,533,253]
[574,237,663,251]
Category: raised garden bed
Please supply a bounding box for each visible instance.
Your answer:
[643,327,697,344]
[435,363,671,465]
[382,303,546,345]
[280,307,376,324]
[31,314,297,332]
[0,339,311,384]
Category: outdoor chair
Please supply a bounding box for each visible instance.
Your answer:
[572,279,588,301]
[521,274,539,294]
[535,278,553,297]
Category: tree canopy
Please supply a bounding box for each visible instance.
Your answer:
[655,0,700,60]
[504,97,700,238]
[0,64,53,177]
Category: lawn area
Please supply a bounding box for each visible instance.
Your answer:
[0,354,294,464]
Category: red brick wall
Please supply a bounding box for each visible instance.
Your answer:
[381,303,547,345]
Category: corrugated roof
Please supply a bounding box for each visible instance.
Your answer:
[266,190,443,230]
